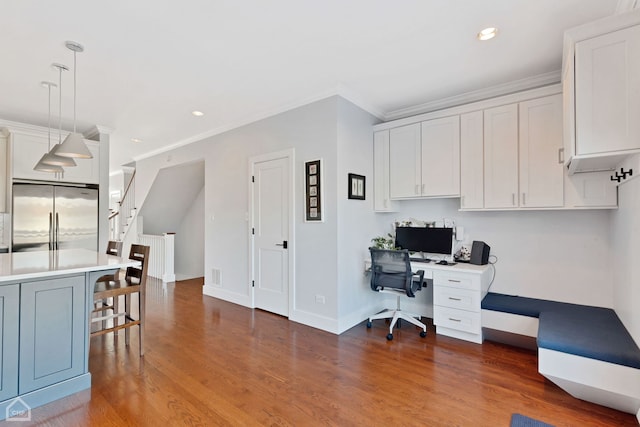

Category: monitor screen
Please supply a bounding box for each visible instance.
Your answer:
[394,227,454,255]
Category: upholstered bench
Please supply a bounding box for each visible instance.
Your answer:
[481,292,640,420]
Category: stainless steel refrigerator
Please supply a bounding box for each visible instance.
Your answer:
[12,182,99,252]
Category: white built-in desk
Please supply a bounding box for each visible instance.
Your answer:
[366,259,492,344]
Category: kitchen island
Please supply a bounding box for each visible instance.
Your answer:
[0,249,137,420]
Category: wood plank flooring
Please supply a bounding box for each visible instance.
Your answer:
[8,277,637,426]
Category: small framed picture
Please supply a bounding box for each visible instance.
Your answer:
[305,160,323,221]
[348,173,365,200]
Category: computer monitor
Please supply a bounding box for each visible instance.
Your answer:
[394,227,454,256]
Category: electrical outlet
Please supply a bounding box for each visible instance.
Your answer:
[315,295,326,304]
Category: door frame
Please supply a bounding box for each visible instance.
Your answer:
[248,148,295,316]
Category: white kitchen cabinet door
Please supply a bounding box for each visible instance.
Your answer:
[389,123,421,199]
[11,133,99,184]
[519,94,564,208]
[460,111,484,209]
[421,116,460,197]
[575,25,640,156]
[484,104,519,208]
[0,135,7,212]
[373,131,398,212]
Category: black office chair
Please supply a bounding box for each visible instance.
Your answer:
[366,248,427,340]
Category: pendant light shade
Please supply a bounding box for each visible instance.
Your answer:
[57,41,93,159]
[34,81,65,174]
[42,63,76,167]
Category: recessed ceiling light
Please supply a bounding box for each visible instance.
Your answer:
[192,110,204,117]
[131,138,142,143]
[477,27,498,41]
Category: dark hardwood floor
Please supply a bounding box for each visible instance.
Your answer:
[8,277,637,426]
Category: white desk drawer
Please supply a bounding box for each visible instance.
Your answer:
[434,306,481,335]
[433,271,479,291]
[433,286,480,312]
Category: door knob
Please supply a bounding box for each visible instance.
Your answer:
[275,240,288,249]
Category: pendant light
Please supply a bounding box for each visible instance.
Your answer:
[33,81,65,174]
[42,63,76,167]
[56,41,93,159]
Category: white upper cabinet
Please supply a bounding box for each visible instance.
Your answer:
[575,25,640,156]
[421,116,460,197]
[483,104,519,209]
[563,10,640,173]
[373,130,399,212]
[389,123,422,198]
[388,117,460,200]
[460,111,484,209]
[11,132,99,184]
[519,94,564,208]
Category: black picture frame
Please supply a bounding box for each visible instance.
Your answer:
[305,160,323,221]
[348,173,365,200]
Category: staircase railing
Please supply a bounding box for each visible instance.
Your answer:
[109,169,136,242]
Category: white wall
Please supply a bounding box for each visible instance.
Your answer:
[335,97,382,332]
[175,186,205,280]
[611,176,640,345]
[372,198,614,308]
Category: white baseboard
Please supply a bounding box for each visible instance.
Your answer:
[289,308,339,334]
[202,285,252,308]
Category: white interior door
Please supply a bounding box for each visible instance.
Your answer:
[252,153,291,316]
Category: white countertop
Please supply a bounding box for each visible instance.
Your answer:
[0,249,137,283]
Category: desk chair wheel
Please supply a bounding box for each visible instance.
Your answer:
[366,321,372,328]
[420,331,427,338]
[386,333,393,341]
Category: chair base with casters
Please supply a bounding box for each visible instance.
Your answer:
[366,289,427,341]
[366,247,427,341]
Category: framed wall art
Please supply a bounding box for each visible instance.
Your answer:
[305,159,323,222]
[348,173,365,200]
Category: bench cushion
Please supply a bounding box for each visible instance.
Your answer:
[481,292,585,318]
[482,293,640,369]
[537,308,640,369]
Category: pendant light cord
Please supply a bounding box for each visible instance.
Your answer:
[73,50,77,133]
[47,84,52,150]
[58,66,63,144]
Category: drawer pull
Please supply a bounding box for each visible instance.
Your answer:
[448,318,462,322]
[447,279,461,283]
[448,297,461,301]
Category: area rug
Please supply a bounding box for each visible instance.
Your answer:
[510,413,555,427]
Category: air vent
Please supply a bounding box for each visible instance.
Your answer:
[211,268,222,287]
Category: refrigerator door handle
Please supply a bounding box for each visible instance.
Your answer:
[49,212,53,250]
[55,212,59,250]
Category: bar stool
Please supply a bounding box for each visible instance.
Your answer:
[91,244,149,356]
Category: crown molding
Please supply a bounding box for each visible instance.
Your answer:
[0,118,52,137]
[383,70,562,121]
[84,125,115,139]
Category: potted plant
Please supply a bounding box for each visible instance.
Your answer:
[370,233,396,250]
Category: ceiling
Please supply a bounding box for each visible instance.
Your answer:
[0,0,622,171]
